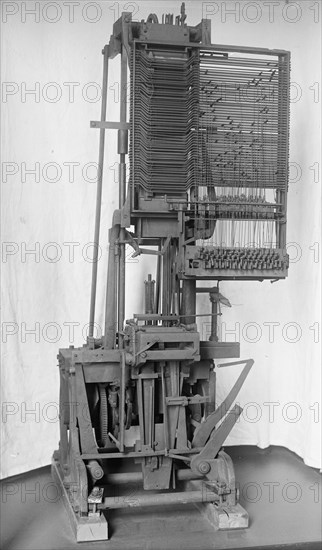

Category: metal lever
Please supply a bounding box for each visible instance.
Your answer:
[192,359,254,448]
[191,405,242,476]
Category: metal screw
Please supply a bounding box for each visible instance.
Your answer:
[198,461,211,474]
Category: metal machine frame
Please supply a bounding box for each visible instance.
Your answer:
[52,4,290,542]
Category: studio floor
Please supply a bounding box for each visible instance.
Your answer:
[1,446,321,550]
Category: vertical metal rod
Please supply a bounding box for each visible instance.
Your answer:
[277,53,290,250]
[148,384,154,447]
[171,245,177,314]
[168,362,180,449]
[154,251,161,315]
[119,351,126,452]
[162,244,172,317]
[161,364,170,451]
[144,274,155,325]
[144,274,155,315]
[175,278,180,317]
[118,46,128,348]
[59,375,68,467]
[89,45,109,338]
[162,249,167,316]
[137,377,145,444]
[206,370,216,416]
[142,370,155,449]
[103,224,119,348]
[209,291,219,342]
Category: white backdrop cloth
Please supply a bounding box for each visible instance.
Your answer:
[1,1,321,478]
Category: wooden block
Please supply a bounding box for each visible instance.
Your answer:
[185,480,249,530]
[200,502,249,530]
[75,516,108,543]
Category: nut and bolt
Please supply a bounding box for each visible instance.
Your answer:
[198,461,211,474]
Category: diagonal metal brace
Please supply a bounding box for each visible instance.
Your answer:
[190,404,242,475]
[192,358,254,448]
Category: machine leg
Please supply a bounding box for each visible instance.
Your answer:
[51,455,108,542]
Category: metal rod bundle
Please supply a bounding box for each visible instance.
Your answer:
[130,45,199,196]
[130,44,289,254]
[196,51,289,192]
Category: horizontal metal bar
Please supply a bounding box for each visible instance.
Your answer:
[144,350,198,361]
[134,314,180,321]
[72,349,120,363]
[103,469,203,485]
[99,489,218,509]
[133,39,289,56]
[81,447,203,460]
[166,395,209,406]
[196,287,218,293]
[137,332,197,341]
[90,121,131,130]
[131,373,159,379]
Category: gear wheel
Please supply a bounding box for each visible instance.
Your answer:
[98,385,109,447]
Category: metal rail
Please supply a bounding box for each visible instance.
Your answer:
[98,489,218,509]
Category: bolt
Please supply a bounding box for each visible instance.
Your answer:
[198,461,211,474]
